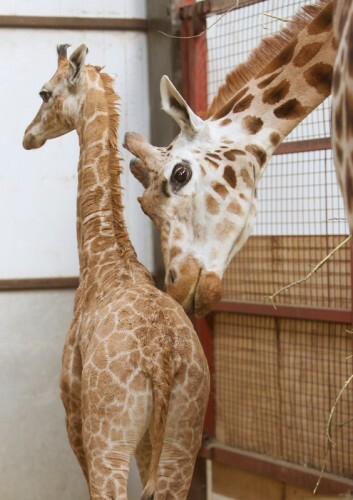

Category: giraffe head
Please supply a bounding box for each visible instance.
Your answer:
[124,76,270,316]
[23,44,88,150]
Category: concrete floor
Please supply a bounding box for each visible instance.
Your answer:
[0,289,141,499]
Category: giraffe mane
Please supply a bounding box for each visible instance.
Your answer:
[97,70,139,264]
[204,0,331,119]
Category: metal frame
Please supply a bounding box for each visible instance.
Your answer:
[179,0,353,495]
[0,15,147,31]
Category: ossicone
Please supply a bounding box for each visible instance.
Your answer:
[57,43,71,61]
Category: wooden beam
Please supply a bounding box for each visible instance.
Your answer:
[275,137,332,155]
[0,277,79,291]
[214,301,351,323]
[0,15,148,31]
[208,0,267,13]
[207,444,353,496]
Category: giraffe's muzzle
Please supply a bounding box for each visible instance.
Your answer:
[22,132,46,150]
[166,255,222,316]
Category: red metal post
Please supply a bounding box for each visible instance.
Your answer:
[179,1,209,115]
[193,315,215,438]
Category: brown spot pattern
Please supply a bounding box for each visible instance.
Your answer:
[345,89,353,138]
[257,72,281,89]
[233,94,254,113]
[223,166,237,188]
[269,132,281,147]
[224,149,245,161]
[205,157,218,169]
[304,62,333,97]
[242,115,263,135]
[307,2,332,35]
[241,168,253,188]
[212,182,229,199]
[206,194,220,215]
[220,118,232,126]
[332,67,341,95]
[245,144,267,168]
[207,153,222,161]
[170,246,181,259]
[263,79,290,105]
[215,218,235,242]
[227,199,242,216]
[274,98,308,120]
[346,166,353,211]
[257,40,297,77]
[335,142,343,164]
[293,42,323,67]
[212,87,249,120]
[348,14,353,78]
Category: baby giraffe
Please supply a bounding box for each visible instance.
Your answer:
[23,44,209,500]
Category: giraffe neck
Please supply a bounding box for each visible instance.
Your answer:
[75,71,147,282]
[211,1,335,167]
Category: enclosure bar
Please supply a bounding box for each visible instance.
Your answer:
[208,0,267,14]
[180,2,209,114]
[0,277,79,291]
[214,301,352,323]
[180,0,268,16]
[193,316,216,438]
[0,15,148,31]
[274,137,331,155]
[206,444,353,495]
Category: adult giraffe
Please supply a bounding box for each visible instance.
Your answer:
[124,0,341,316]
[23,44,209,499]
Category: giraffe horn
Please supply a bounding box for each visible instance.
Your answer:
[57,43,71,62]
[123,132,157,162]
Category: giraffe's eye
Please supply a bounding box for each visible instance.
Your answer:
[39,90,52,103]
[170,162,192,193]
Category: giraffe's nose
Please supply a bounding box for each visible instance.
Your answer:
[166,255,223,316]
[22,132,46,150]
[168,269,176,285]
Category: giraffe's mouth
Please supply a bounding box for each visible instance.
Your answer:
[22,133,47,150]
[193,271,223,316]
[166,256,222,316]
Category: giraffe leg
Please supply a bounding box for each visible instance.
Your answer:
[81,363,153,499]
[60,322,88,480]
[154,363,209,500]
[135,430,152,487]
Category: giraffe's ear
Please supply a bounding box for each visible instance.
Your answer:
[160,75,204,139]
[69,44,88,83]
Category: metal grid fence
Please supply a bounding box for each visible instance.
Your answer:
[201,0,353,486]
[214,313,353,477]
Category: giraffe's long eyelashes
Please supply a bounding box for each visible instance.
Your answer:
[39,90,52,103]
[170,162,192,193]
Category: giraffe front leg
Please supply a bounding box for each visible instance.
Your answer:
[60,329,88,480]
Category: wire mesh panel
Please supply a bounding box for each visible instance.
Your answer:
[207,0,331,142]
[214,313,353,477]
[206,0,350,306]
[201,0,353,485]
[223,149,350,307]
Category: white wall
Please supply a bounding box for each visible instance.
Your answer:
[0,2,152,279]
[0,2,148,499]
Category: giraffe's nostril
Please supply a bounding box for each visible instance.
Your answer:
[169,270,176,285]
